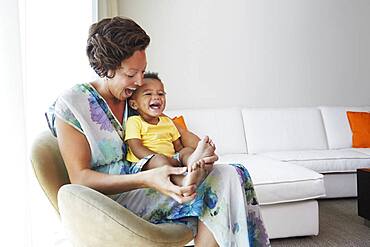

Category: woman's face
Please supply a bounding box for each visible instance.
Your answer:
[107,50,147,101]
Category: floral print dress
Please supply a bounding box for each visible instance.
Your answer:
[46,83,270,247]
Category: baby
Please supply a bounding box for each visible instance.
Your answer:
[125,72,215,189]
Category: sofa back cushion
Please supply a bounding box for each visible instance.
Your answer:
[320,106,370,149]
[164,107,247,155]
[242,108,328,153]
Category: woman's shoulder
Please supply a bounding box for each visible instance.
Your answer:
[60,83,91,96]
[59,83,93,100]
[47,83,89,137]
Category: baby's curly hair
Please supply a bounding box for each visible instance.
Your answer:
[86,17,150,79]
[144,71,161,81]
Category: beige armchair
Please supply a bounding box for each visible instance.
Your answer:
[31,131,193,247]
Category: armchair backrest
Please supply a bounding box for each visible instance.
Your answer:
[30,131,70,214]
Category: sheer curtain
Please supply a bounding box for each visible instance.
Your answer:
[23,1,96,246]
[0,0,117,245]
[97,0,119,19]
[0,0,28,246]
[0,0,97,246]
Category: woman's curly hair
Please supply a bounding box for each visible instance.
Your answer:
[86,17,150,79]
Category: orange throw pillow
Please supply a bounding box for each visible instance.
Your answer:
[172,115,188,130]
[346,111,370,148]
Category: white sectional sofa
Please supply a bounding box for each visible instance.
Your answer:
[165,106,370,239]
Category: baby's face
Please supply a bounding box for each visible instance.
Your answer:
[130,78,166,119]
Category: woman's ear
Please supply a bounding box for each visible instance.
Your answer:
[129,99,138,110]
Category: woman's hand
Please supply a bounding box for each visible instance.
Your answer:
[142,165,197,204]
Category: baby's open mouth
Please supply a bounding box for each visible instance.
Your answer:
[149,102,161,110]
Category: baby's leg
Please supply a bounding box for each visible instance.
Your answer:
[178,147,196,169]
[168,149,192,187]
[142,153,181,170]
[142,154,186,186]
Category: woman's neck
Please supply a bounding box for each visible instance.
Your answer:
[91,80,125,124]
[92,79,122,105]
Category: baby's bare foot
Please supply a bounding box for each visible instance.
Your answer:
[186,136,217,170]
[182,160,208,196]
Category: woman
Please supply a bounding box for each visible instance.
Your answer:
[46,17,270,246]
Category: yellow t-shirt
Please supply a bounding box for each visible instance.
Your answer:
[124,115,181,162]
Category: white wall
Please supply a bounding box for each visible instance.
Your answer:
[118,0,370,109]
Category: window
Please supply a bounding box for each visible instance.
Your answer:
[20,1,96,246]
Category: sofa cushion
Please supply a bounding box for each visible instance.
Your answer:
[172,115,188,130]
[217,154,325,205]
[261,149,370,173]
[352,148,370,156]
[319,106,370,149]
[242,108,328,153]
[165,107,247,155]
[346,111,370,148]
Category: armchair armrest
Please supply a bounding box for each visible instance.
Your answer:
[58,184,193,247]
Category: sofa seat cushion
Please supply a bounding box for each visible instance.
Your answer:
[217,154,325,205]
[261,149,370,173]
[351,148,370,156]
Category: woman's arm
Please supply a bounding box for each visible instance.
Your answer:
[56,117,145,194]
[55,117,195,202]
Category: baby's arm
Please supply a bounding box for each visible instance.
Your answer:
[173,138,184,153]
[126,138,156,160]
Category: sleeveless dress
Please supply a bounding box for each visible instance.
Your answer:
[46,83,270,247]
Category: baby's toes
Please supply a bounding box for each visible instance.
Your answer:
[194,159,206,170]
[196,159,206,168]
[206,143,216,152]
[190,162,198,171]
[199,160,206,170]
[203,135,210,143]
